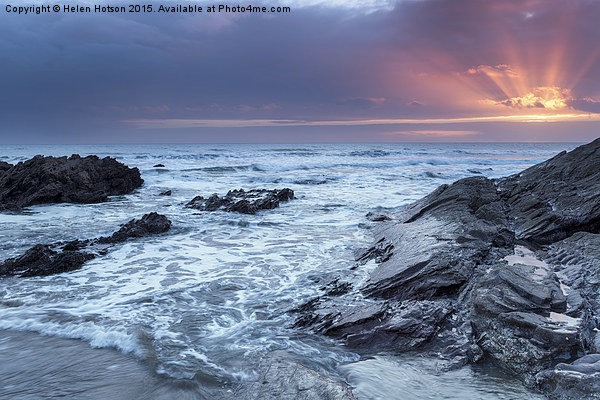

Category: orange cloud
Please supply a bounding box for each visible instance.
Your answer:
[467,64,519,79]
[483,86,571,110]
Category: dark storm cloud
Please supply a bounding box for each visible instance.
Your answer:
[1,0,599,142]
[0,5,391,139]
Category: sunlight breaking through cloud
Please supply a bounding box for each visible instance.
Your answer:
[483,87,571,110]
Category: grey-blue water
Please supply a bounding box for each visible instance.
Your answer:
[0,142,575,399]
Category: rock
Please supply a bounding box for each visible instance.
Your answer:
[467,168,492,175]
[498,137,600,244]
[361,177,512,301]
[543,232,600,354]
[61,239,91,251]
[293,139,600,399]
[0,155,143,210]
[0,161,11,176]
[536,354,600,399]
[98,212,172,244]
[365,211,393,222]
[293,179,328,185]
[0,213,171,277]
[159,190,172,196]
[232,351,356,400]
[153,164,165,168]
[0,244,95,277]
[186,188,294,214]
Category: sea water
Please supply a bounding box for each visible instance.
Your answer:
[0,142,572,399]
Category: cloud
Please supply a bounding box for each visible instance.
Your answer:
[337,97,386,108]
[282,0,396,10]
[2,0,600,142]
[232,103,282,112]
[483,87,571,110]
[467,64,519,78]
[143,105,170,113]
[384,130,480,137]
[234,105,257,112]
[568,98,600,113]
[124,113,600,129]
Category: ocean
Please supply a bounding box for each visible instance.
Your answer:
[0,142,575,399]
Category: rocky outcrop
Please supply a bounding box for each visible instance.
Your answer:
[0,155,143,210]
[0,213,171,277]
[186,188,294,214]
[98,212,171,244]
[0,244,95,277]
[498,142,600,244]
[294,138,600,398]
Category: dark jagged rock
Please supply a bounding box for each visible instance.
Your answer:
[153,164,165,168]
[61,239,90,251]
[0,155,143,210]
[0,244,95,277]
[233,351,356,400]
[186,188,294,214]
[0,161,11,176]
[536,354,600,399]
[361,177,513,301]
[98,212,172,244]
[498,138,600,244]
[293,139,600,399]
[0,213,171,277]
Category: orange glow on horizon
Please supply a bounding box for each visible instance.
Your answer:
[125,112,600,129]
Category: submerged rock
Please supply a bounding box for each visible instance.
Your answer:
[0,213,171,277]
[0,155,143,210]
[186,188,294,214]
[293,138,600,398]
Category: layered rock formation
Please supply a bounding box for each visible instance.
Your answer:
[0,213,171,277]
[186,188,294,214]
[0,155,143,210]
[294,138,600,399]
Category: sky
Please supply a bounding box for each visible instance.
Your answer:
[1,0,600,143]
